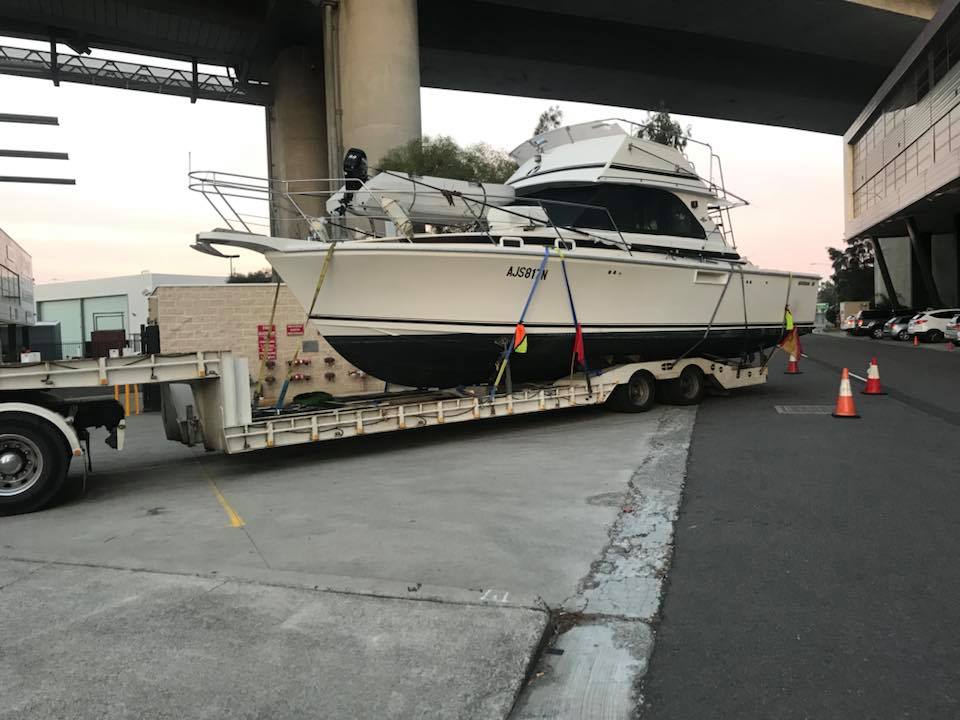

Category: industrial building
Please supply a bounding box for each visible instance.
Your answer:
[35,272,225,358]
[0,227,36,363]
[845,0,960,309]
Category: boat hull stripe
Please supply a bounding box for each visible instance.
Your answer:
[310,314,811,330]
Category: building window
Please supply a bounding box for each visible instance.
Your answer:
[0,264,20,299]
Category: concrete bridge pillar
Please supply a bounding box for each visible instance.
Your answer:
[266,1,421,238]
[266,46,328,240]
[339,0,421,169]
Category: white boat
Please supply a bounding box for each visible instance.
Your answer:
[192,120,818,388]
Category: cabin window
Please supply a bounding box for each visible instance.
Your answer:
[522,185,707,240]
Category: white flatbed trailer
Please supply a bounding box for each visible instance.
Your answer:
[0,351,768,515]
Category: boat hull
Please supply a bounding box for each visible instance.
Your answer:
[323,326,795,388]
[264,241,818,388]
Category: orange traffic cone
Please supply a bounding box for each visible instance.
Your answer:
[913,335,919,347]
[948,341,955,352]
[862,357,886,395]
[832,368,860,419]
[784,352,802,374]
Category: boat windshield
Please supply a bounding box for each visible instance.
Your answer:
[521,185,706,240]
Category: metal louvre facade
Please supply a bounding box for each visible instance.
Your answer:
[848,9,960,236]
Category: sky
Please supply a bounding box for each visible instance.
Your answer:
[0,40,841,283]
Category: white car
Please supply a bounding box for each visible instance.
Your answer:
[908,309,960,342]
[945,313,960,345]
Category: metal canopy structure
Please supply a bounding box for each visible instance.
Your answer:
[0,45,271,105]
[0,112,75,185]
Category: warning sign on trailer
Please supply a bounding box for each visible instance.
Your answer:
[257,324,277,361]
[286,323,305,336]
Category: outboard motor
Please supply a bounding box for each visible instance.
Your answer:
[340,147,368,212]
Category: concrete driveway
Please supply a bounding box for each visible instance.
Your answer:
[1,403,692,719]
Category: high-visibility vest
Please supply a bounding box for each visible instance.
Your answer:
[785,309,794,331]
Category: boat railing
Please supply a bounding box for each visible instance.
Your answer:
[188,170,633,253]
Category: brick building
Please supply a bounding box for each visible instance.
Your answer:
[149,284,382,404]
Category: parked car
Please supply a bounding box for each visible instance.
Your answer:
[850,309,910,339]
[944,313,960,345]
[883,314,918,341]
[908,308,960,342]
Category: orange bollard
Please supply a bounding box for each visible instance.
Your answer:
[114,385,119,401]
[862,357,886,395]
[124,384,130,417]
[784,353,802,374]
[134,384,140,415]
[832,368,860,419]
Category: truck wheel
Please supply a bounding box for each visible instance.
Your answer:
[0,414,70,516]
[607,370,656,413]
[663,365,706,406]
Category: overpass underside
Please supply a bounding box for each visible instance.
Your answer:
[418,0,928,135]
[0,0,938,237]
[0,1,932,131]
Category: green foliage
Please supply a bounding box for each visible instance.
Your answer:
[534,105,564,136]
[377,135,518,184]
[227,269,274,284]
[638,108,691,150]
[817,280,839,324]
[817,280,838,305]
[827,238,874,302]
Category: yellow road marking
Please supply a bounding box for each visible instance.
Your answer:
[207,479,245,528]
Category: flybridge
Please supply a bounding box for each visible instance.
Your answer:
[187,119,746,255]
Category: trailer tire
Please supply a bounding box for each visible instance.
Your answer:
[607,370,656,413]
[0,414,71,516]
[662,365,706,406]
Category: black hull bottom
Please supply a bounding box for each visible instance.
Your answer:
[327,327,809,389]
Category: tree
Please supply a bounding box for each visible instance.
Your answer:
[533,105,563,136]
[228,269,274,283]
[817,279,838,306]
[817,279,839,324]
[638,107,691,150]
[377,135,518,184]
[826,238,875,303]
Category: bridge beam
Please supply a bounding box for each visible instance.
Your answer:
[845,0,940,19]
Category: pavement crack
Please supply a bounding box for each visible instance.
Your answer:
[0,559,49,591]
[241,526,271,569]
[0,554,547,613]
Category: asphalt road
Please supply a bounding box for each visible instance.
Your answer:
[641,333,960,719]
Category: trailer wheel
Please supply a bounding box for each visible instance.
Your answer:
[607,370,656,413]
[0,414,70,516]
[662,365,706,406]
